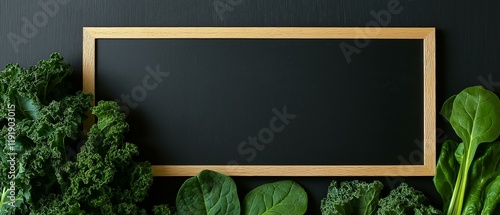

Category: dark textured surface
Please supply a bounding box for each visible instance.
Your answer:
[96,39,423,165]
[1,0,499,214]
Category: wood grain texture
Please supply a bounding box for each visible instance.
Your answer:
[423,29,436,173]
[153,165,435,177]
[83,27,436,177]
[82,28,96,130]
[83,27,434,39]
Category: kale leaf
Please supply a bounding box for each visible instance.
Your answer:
[43,101,154,215]
[377,183,441,215]
[321,180,441,215]
[321,180,383,215]
[0,53,172,214]
[0,53,92,214]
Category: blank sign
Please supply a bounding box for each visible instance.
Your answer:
[83,27,435,176]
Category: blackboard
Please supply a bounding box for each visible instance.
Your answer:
[83,27,435,176]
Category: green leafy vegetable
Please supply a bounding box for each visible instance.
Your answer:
[439,95,456,122]
[433,140,460,214]
[243,180,307,215]
[176,170,308,215]
[434,86,500,215]
[448,86,500,214]
[482,177,500,215]
[0,53,172,214]
[176,170,240,215]
[321,180,440,215]
[49,101,154,214]
[377,183,441,215]
[153,204,176,215]
[454,143,464,164]
[321,180,383,215]
[461,141,500,214]
[0,53,92,214]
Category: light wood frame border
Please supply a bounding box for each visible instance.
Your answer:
[83,27,436,177]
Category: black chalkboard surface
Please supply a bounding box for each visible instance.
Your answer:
[84,27,436,176]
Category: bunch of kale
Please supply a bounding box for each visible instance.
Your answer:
[0,53,172,214]
[321,180,441,215]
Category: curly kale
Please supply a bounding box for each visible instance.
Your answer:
[0,53,72,122]
[152,204,176,215]
[321,180,383,215]
[0,53,173,214]
[321,180,441,215]
[377,183,441,215]
[56,101,153,214]
[0,53,91,214]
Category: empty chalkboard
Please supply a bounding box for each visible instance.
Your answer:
[83,27,436,176]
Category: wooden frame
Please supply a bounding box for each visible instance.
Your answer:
[83,27,435,176]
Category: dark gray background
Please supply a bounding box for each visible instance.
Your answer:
[96,39,423,165]
[1,0,499,214]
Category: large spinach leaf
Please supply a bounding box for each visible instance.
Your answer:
[462,141,500,214]
[439,95,456,122]
[482,177,500,214]
[243,180,307,215]
[435,86,500,215]
[176,170,240,215]
[448,86,500,215]
[434,140,460,214]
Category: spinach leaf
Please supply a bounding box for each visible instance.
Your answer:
[450,86,500,150]
[433,140,460,214]
[455,143,464,164]
[176,170,240,215]
[482,176,500,214]
[462,142,500,214]
[438,86,500,215]
[243,180,307,215]
[440,95,456,122]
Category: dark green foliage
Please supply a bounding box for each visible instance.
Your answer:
[377,183,441,215]
[433,140,460,214]
[321,180,383,215]
[153,204,176,215]
[0,53,91,214]
[176,170,307,215]
[0,53,172,214]
[243,180,308,215]
[50,101,153,214]
[176,170,240,215]
[434,86,500,215]
[321,180,441,215]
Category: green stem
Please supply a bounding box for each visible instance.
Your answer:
[0,187,9,209]
[447,145,477,215]
[448,165,464,214]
